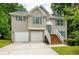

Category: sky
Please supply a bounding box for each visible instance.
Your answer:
[21,3,53,14]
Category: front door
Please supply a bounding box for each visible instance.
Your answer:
[46,25,52,34]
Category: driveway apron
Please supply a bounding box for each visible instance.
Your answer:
[0,43,58,55]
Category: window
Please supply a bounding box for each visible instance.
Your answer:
[16,16,25,21]
[56,19,64,26]
[59,31,65,37]
[33,16,42,24]
[36,17,40,24]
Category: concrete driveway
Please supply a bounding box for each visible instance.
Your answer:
[0,43,58,55]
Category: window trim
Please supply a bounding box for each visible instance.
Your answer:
[33,16,42,24]
[56,19,64,26]
[16,16,25,21]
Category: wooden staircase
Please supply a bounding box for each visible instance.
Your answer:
[51,34,62,44]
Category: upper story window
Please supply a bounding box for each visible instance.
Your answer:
[33,16,42,24]
[16,16,25,21]
[56,19,64,26]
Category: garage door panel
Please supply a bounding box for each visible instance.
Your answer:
[31,31,43,42]
[15,32,28,42]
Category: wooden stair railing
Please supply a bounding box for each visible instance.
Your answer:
[55,30,64,43]
[51,34,62,44]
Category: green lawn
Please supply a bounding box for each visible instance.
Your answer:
[52,46,79,55]
[0,39,11,48]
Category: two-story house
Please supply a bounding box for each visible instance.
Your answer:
[10,6,67,44]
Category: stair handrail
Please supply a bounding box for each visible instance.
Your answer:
[45,29,51,44]
[55,30,64,43]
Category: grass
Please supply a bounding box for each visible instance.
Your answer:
[52,46,79,55]
[0,39,11,48]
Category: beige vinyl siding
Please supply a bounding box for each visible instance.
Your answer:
[50,18,67,39]
[28,9,46,29]
[12,15,28,32]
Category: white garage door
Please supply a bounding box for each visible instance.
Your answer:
[15,32,29,42]
[31,31,43,42]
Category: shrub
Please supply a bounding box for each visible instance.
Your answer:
[75,39,79,45]
[64,39,77,46]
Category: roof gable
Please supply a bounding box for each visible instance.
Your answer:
[28,6,48,16]
[10,6,52,17]
[39,6,51,16]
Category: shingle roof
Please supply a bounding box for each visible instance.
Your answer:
[10,11,28,15]
[51,14,64,19]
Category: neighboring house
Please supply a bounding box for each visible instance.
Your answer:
[10,6,67,44]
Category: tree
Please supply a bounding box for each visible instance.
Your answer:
[51,3,72,16]
[0,3,26,12]
[51,3,79,38]
[0,3,26,38]
[0,7,10,38]
[71,31,79,39]
[0,3,26,26]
